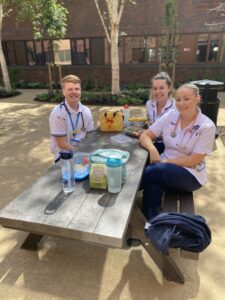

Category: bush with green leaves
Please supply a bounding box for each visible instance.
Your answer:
[0,88,21,98]
[34,92,64,102]
[34,88,149,106]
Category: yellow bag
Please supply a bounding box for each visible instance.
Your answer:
[100,110,123,132]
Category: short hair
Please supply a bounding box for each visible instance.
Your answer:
[61,75,81,89]
[150,71,173,97]
[177,83,200,96]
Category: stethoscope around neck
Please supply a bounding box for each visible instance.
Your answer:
[60,101,85,136]
[170,112,199,149]
[170,111,199,138]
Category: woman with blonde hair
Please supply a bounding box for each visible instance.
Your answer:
[145,72,176,153]
[140,83,216,221]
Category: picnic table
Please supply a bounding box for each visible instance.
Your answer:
[0,130,186,283]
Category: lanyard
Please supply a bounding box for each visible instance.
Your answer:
[152,99,173,123]
[61,102,85,135]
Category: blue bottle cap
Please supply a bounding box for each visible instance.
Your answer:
[106,158,123,167]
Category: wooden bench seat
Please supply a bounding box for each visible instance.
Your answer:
[162,190,199,260]
[128,189,199,283]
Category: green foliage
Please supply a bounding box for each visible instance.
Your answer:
[34,91,64,102]
[82,78,95,91]
[115,97,143,106]
[212,73,225,84]
[34,88,149,106]
[0,87,21,98]
[159,0,179,81]
[9,66,21,88]
[124,83,148,90]
[82,78,111,92]
[13,0,68,40]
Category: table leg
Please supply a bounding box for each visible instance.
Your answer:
[21,233,44,251]
[129,205,185,284]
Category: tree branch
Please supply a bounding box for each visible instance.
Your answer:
[205,21,225,26]
[118,0,126,23]
[95,0,111,44]
[207,3,225,13]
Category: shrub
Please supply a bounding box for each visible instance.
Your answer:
[9,67,21,89]
[124,82,148,90]
[34,89,149,105]
[34,92,64,102]
[0,88,21,98]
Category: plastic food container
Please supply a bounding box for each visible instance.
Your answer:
[73,152,91,180]
[90,149,130,184]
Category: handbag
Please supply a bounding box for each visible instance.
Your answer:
[100,110,123,132]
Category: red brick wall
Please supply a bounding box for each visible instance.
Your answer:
[8,64,224,87]
[3,0,224,40]
[3,0,225,87]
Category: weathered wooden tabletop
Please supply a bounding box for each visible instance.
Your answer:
[0,131,148,248]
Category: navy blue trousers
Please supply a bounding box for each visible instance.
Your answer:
[140,163,202,221]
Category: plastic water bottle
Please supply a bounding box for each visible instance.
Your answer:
[106,158,123,193]
[60,152,75,193]
[122,104,130,127]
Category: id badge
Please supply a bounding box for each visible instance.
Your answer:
[72,129,78,136]
[76,130,86,140]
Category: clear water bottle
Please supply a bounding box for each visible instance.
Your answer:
[60,152,75,193]
[106,158,123,193]
[122,104,130,127]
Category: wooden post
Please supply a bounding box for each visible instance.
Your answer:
[58,64,62,83]
[47,63,54,94]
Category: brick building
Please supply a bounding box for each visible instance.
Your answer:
[2,0,225,85]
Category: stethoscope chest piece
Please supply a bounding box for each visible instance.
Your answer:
[171,131,176,138]
[80,125,86,132]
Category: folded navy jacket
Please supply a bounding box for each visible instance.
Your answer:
[145,213,211,255]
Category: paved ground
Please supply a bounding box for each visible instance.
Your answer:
[0,89,225,300]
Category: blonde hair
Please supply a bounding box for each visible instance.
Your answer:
[150,71,173,98]
[61,75,81,89]
[177,83,200,96]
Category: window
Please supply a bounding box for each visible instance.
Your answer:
[146,37,157,62]
[2,41,16,65]
[197,34,208,62]
[132,48,145,63]
[26,41,36,65]
[34,41,45,64]
[196,34,221,63]
[25,40,52,65]
[14,41,27,65]
[43,40,53,64]
[219,33,225,63]
[53,39,71,65]
[208,34,219,62]
[124,37,145,63]
[124,36,159,64]
[71,39,90,64]
[90,38,104,64]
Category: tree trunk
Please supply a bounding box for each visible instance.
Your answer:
[111,23,120,95]
[0,4,12,93]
